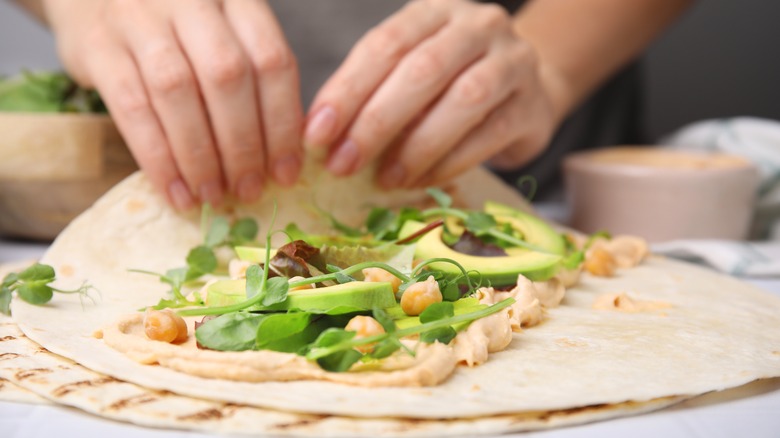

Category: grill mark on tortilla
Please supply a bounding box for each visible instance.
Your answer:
[15,368,52,380]
[0,352,21,361]
[51,376,121,397]
[177,407,229,422]
[269,414,331,430]
[106,393,160,411]
[536,403,609,421]
[1,335,17,342]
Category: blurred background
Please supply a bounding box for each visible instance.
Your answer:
[1,0,778,141]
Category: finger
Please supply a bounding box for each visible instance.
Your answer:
[327,16,497,176]
[304,0,449,151]
[377,38,525,188]
[173,1,265,203]
[224,0,303,187]
[85,29,194,210]
[414,92,531,187]
[114,3,224,205]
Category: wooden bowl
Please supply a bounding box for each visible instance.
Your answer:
[0,113,137,241]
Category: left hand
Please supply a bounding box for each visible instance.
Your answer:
[304,0,558,188]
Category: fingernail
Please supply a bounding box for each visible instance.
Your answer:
[273,154,301,186]
[379,163,405,189]
[327,139,359,175]
[237,172,263,203]
[199,180,224,206]
[168,179,195,211]
[304,105,336,148]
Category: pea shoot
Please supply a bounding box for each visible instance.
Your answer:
[0,263,95,315]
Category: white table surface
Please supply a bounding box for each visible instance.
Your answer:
[1,238,779,438]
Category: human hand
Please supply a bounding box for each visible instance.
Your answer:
[44,0,303,209]
[304,0,558,189]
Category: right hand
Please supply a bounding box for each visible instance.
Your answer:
[43,0,304,209]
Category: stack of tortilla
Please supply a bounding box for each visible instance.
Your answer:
[1,163,779,436]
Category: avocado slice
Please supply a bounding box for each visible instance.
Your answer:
[399,219,562,285]
[234,246,278,261]
[206,279,396,315]
[483,201,566,255]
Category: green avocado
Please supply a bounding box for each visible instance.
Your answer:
[206,279,396,315]
[400,202,565,284]
[234,246,277,262]
[483,201,566,255]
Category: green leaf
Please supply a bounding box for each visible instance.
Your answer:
[316,348,363,372]
[0,287,12,315]
[161,267,187,289]
[16,281,54,305]
[562,251,585,270]
[148,297,181,310]
[261,277,289,306]
[229,218,259,244]
[420,326,457,344]
[255,312,312,350]
[186,245,217,278]
[372,307,396,333]
[317,207,363,237]
[17,264,56,282]
[465,212,497,235]
[245,264,263,299]
[334,272,355,284]
[426,187,452,209]
[419,301,455,324]
[195,312,265,351]
[369,338,401,359]
[365,208,396,239]
[2,272,19,288]
[205,216,231,247]
[440,281,461,302]
[311,327,356,348]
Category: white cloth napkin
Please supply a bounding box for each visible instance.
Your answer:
[654,117,780,277]
[652,240,780,277]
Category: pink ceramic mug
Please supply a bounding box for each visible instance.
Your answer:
[563,147,761,242]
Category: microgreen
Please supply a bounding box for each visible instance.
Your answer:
[133,205,260,310]
[0,263,95,315]
[426,187,453,209]
[515,175,538,202]
[306,298,515,369]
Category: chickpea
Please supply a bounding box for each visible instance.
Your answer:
[288,276,315,291]
[144,309,188,343]
[345,315,386,338]
[400,275,443,316]
[584,247,616,277]
[345,315,386,353]
[362,267,402,293]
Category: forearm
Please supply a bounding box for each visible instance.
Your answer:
[512,0,693,124]
[13,0,48,25]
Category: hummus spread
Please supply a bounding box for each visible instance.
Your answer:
[101,273,553,387]
[102,313,459,387]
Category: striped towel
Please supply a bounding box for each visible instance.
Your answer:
[654,117,780,277]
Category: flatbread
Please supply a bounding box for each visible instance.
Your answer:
[7,165,780,433]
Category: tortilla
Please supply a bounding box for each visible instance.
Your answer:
[8,165,780,432]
